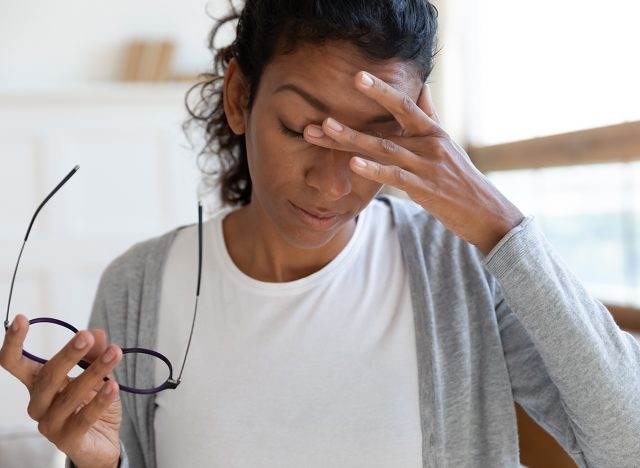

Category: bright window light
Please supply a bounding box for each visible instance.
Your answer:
[467,0,640,146]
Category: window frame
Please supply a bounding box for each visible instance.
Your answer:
[465,121,640,330]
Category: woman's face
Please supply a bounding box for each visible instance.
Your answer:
[233,41,423,250]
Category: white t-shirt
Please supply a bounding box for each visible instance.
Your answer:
[154,198,422,467]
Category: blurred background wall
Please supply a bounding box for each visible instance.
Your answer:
[0,1,234,466]
[0,0,227,85]
[0,0,639,467]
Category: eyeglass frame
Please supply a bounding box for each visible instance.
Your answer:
[3,165,203,395]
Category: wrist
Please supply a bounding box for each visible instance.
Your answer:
[72,455,119,468]
[475,207,524,257]
[75,462,118,468]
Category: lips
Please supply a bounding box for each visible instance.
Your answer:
[289,201,343,229]
[301,207,342,218]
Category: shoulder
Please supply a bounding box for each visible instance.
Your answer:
[375,193,495,287]
[97,226,186,297]
[375,194,472,252]
[88,225,189,341]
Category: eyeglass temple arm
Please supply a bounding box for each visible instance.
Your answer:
[176,201,203,384]
[25,166,80,242]
[5,166,80,330]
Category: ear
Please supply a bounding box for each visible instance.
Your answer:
[223,58,249,135]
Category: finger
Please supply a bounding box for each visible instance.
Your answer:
[417,83,441,125]
[349,156,424,195]
[62,379,120,444]
[27,330,95,421]
[81,329,117,387]
[304,124,389,153]
[84,329,108,363]
[0,314,41,387]
[46,344,122,433]
[354,71,443,137]
[303,125,349,152]
[317,118,417,169]
[307,120,435,165]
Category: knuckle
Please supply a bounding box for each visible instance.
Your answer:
[27,401,40,421]
[392,166,406,185]
[424,139,445,158]
[402,95,415,113]
[347,130,358,143]
[75,410,92,430]
[37,418,50,437]
[372,162,382,177]
[381,138,396,154]
[34,366,54,388]
[56,387,73,408]
[435,145,448,159]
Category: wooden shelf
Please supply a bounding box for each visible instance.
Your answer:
[0,82,190,105]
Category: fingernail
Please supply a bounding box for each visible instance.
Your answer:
[101,347,115,363]
[360,72,374,87]
[306,125,324,138]
[73,334,86,349]
[326,118,343,132]
[10,320,19,332]
[103,383,113,395]
[353,157,368,168]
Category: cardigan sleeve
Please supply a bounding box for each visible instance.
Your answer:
[65,243,154,468]
[483,216,640,467]
[65,441,129,468]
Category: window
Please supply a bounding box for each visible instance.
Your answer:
[437,0,640,310]
[464,0,640,145]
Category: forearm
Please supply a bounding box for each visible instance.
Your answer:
[484,216,640,464]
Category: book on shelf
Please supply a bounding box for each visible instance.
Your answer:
[122,40,176,82]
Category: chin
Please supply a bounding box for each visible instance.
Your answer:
[277,221,345,251]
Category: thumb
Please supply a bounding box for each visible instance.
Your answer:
[418,83,441,125]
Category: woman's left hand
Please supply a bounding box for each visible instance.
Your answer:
[303,71,525,256]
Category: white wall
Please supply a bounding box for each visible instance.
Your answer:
[0,85,204,451]
[0,1,234,458]
[0,0,236,86]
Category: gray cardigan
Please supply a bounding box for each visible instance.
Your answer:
[71,195,640,467]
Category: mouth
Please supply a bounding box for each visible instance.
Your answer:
[289,201,342,230]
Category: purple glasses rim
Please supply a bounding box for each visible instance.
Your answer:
[4,165,203,396]
[21,316,179,394]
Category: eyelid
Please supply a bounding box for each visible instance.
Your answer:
[279,121,305,139]
[281,118,386,139]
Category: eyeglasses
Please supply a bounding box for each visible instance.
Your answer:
[3,166,203,394]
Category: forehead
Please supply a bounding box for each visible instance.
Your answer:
[260,41,423,124]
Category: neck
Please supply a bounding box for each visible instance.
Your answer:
[222,201,356,282]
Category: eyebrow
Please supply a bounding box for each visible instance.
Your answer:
[275,83,398,125]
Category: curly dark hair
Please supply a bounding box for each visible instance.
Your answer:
[184,0,440,207]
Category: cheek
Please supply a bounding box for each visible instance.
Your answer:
[350,166,383,195]
[247,129,305,187]
[357,179,384,201]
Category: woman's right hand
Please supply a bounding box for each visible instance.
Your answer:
[0,314,123,468]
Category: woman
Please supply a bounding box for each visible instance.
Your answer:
[2,1,639,467]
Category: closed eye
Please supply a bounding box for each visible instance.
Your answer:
[279,122,305,140]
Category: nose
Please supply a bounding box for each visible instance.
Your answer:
[305,148,353,201]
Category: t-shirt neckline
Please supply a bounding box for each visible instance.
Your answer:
[210,203,371,294]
